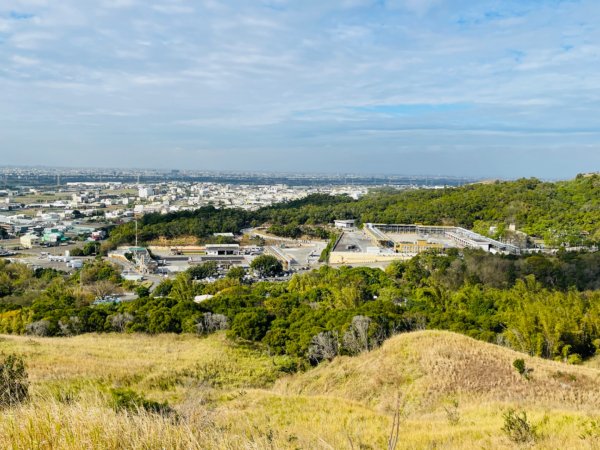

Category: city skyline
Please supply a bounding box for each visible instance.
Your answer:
[2,0,600,178]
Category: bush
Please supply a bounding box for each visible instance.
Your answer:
[226,266,246,281]
[229,309,271,341]
[195,312,228,334]
[25,320,51,337]
[513,358,532,379]
[0,353,29,406]
[502,409,537,444]
[109,388,173,416]
[513,358,526,375]
[444,399,460,425]
[308,331,339,363]
[135,285,150,298]
[187,262,219,280]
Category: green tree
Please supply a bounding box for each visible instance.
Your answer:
[226,266,246,281]
[135,285,150,298]
[170,272,195,303]
[250,255,283,277]
[187,261,219,280]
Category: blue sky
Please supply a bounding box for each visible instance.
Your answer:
[1,0,599,178]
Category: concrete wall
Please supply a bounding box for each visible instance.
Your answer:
[329,251,410,265]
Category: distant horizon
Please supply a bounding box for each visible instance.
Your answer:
[0,163,588,182]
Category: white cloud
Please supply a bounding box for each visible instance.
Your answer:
[386,0,443,15]
[101,0,137,9]
[152,4,195,15]
[9,31,57,49]
[11,55,40,65]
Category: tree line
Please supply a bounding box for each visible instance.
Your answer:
[2,249,600,366]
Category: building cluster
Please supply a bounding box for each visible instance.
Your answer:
[328,222,523,265]
[365,223,520,255]
[0,181,368,241]
[0,208,106,248]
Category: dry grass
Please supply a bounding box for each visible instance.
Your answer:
[276,330,600,413]
[146,235,200,246]
[0,333,286,402]
[1,330,600,449]
[585,353,600,369]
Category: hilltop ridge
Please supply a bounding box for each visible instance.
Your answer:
[277,330,600,413]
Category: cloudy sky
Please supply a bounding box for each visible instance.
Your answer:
[1,0,599,178]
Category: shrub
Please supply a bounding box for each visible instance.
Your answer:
[513,358,532,379]
[110,313,134,332]
[226,266,246,281]
[25,320,51,337]
[342,315,375,355]
[187,262,218,280]
[135,285,150,298]
[229,309,271,341]
[502,409,538,444]
[513,358,526,375]
[109,388,173,416]
[195,313,228,334]
[308,331,339,363]
[0,353,29,407]
[444,399,460,425]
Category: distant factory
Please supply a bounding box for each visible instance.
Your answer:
[329,222,521,265]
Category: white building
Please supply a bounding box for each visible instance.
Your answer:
[205,244,240,255]
[334,219,356,229]
[138,187,156,199]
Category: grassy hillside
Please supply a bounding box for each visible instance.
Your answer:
[277,330,600,411]
[1,331,600,449]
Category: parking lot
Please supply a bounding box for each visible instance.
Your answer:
[333,230,374,252]
[278,242,327,268]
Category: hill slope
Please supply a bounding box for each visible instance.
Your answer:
[1,331,600,449]
[276,330,600,413]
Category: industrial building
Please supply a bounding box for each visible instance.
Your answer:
[190,255,246,269]
[329,223,521,266]
[364,223,520,255]
[394,239,444,254]
[205,244,240,256]
[20,234,40,249]
[334,219,356,229]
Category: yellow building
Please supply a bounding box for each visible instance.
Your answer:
[394,239,443,254]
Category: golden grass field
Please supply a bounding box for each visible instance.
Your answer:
[1,330,600,449]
